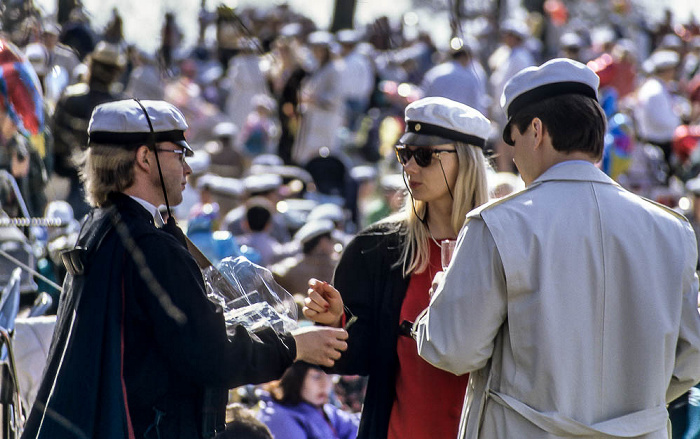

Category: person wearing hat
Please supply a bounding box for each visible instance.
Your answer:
[685,37,700,80]
[223,36,270,145]
[51,40,127,220]
[266,35,309,164]
[22,99,349,439]
[303,96,492,439]
[307,202,352,245]
[558,32,586,63]
[336,29,375,131]
[270,218,339,297]
[362,173,406,227]
[222,173,292,244]
[635,49,683,177]
[237,197,286,267]
[411,58,700,439]
[488,18,536,173]
[40,21,81,86]
[292,31,345,165]
[420,37,487,114]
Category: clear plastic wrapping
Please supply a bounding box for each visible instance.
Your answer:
[203,256,298,338]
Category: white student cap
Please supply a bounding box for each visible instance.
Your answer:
[399,96,491,148]
[500,58,599,143]
[294,219,335,245]
[88,99,193,155]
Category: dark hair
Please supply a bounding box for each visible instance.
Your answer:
[245,203,272,232]
[302,232,332,255]
[89,60,124,85]
[508,94,606,159]
[450,49,470,61]
[272,361,321,406]
[215,404,272,439]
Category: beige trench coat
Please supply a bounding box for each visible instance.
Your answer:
[416,161,700,438]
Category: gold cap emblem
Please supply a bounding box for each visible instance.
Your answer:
[415,123,421,131]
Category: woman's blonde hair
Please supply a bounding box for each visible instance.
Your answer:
[384,143,490,277]
[80,144,138,207]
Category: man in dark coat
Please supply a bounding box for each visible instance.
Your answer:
[22,99,348,439]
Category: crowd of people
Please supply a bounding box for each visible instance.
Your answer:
[1,0,700,438]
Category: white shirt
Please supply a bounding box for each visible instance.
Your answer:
[128,195,164,226]
[635,76,681,143]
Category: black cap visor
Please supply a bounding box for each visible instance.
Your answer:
[174,140,194,156]
[502,120,515,146]
[89,129,192,155]
[400,121,487,148]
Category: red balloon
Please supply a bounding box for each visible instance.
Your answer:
[0,38,44,136]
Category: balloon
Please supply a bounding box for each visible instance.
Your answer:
[0,38,44,136]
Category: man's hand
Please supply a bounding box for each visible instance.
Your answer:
[292,325,348,367]
[303,278,345,327]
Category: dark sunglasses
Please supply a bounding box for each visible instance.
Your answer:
[394,146,457,167]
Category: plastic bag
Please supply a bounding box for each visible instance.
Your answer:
[203,256,298,338]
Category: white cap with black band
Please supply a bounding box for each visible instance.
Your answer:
[500,58,600,144]
[88,99,193,156]
[399,96,491,149]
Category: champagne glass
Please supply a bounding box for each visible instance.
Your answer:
[440,239,456,271]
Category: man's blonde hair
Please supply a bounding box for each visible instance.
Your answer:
[80,144,138,207]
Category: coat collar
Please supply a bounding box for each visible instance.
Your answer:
[106,192,158,226]
[529,161,618,189]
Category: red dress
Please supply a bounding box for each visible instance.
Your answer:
[387,240,469,439]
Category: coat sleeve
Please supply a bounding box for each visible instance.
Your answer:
[131,233,295,389]
[667,226,700,402]
[329,232,383,376]
[415,217,507,375]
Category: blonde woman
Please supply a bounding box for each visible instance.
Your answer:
[303,97,491,439]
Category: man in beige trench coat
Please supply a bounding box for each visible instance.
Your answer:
[414,58,700,439]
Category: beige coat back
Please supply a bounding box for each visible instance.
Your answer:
[417,162,700,439]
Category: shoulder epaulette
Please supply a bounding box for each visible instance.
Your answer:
[640,196,690,223]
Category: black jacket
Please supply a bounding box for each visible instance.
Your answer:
[51,83,122,178]
[329,221,410,439]
[22,193,296,439]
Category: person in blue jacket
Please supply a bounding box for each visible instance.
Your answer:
[258,361,358,439]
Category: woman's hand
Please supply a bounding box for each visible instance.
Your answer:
[303,278,345,327]
[429,271,445,298]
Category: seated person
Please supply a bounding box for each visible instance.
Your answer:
[236,197,284,266]
[258,362,358,439]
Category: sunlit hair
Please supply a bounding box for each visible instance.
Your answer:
[80,143,138,207]
[382,142,490,276]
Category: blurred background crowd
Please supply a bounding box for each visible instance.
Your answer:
[1,0,700,437]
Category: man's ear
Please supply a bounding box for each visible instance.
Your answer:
[135,145,151,171]
[531,117,546,149]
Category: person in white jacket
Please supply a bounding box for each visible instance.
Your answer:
[415,58,700,439]
[635,50,682,175]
